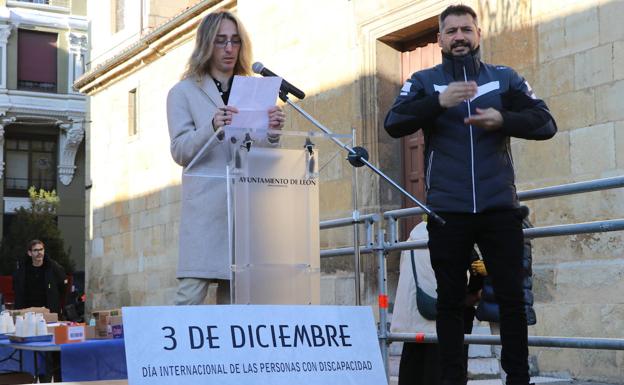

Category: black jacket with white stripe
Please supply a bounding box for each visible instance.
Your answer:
[384,48,557,214]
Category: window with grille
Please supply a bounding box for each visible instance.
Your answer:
[14,1,71,7]
[4,136,57,196]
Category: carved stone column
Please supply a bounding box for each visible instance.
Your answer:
[58,118,85,185]
[68,33,88,94]
[0,117,15,179]
[0,125,4,180]
[0,24,12,89]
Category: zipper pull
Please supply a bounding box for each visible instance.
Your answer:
[463,66,472,114]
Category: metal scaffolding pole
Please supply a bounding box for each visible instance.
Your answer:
[388,333,624,350]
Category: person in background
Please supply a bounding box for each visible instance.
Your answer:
[167,10,285,305]
[13,239,66,316]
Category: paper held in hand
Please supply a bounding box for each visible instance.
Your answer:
[227,75,282,130]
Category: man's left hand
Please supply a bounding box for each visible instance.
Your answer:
[464,107,503,130]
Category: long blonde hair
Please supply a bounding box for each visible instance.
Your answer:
[182,11,253,80]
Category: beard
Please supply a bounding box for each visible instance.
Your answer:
[452,41,470,49]
[448,41,474,56]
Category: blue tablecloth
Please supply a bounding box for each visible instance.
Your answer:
[60,338,127,381]
[0,339,46,375]
[0,338,127,381]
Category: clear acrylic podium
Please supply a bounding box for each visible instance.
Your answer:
[183,127,336,304]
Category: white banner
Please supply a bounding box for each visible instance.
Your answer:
[123,305,386,385]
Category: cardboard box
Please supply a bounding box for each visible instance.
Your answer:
[53,324,85,344]
[91,308,122,319]
[91,309,122,338]
[10,307,50,316]
[84,325,96,340]
[108,315,124,339]
[9,308,57,323]
[95,314,124,339]
[42,313,58,323]
[84,325,112,340]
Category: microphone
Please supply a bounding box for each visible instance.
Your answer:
[252,62,305,100]
[304,137,315,156]
[243,133,253,152]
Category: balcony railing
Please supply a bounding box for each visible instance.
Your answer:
[8,0,70,9]
[17,80,57,94]
[5,178,56,195]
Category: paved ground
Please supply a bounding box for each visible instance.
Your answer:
[469,377,566,385]
[469,379,621,385]
[389,377,622,385]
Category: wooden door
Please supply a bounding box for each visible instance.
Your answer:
[400,41,441,240]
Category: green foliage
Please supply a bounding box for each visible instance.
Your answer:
[0,187,74,275]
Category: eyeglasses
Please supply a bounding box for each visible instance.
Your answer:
[31,248,44,253]
[214,39,242,48]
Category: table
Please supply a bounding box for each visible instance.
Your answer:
[0,339,48,379]
[0,338,127,382]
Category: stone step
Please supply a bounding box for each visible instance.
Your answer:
[389,376,572,385]
[469,357,501,379]
[388,343,501,379]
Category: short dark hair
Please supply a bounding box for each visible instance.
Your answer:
[439,4,478,30]
[28,239,44,251]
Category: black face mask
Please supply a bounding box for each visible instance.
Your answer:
[442,46,481,80]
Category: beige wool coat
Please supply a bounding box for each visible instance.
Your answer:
[167,75,277,280]
[390,222,437,334]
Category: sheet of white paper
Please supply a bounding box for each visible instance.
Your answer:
[228,75,282,129]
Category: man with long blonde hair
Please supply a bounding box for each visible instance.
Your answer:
[167,10,285,305]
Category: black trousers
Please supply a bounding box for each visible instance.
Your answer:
[399,306,475,385]
[427,210,529,385]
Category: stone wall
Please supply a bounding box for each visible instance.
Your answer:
[481,1,624,380]
[85,34,193,307]
[83,0,623,381]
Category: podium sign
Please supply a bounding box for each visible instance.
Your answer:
[229,147,320,304]
[123,305,387,385]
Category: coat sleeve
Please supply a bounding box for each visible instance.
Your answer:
[12,262,24,309]
[167,84,222,167]
[54,262,66,299]
[499,70,557,140]
[384,72,445,138]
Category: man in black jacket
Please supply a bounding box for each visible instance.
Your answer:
[384,5,556,385]
[13,239,66,315]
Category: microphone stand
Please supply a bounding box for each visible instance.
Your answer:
[278,90,444,307]
[279,91,445,226]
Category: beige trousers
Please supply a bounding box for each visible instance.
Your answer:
[174,278,231,305]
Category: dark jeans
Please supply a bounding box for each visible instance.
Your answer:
[427,209,529,385]
[399,306,476,385]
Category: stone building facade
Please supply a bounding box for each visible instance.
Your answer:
[76,0,623,381]
[0,0,88,271]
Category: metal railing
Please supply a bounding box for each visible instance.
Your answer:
[319,175,624,379]
[389,332,624,350]
[320,213,379,258]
